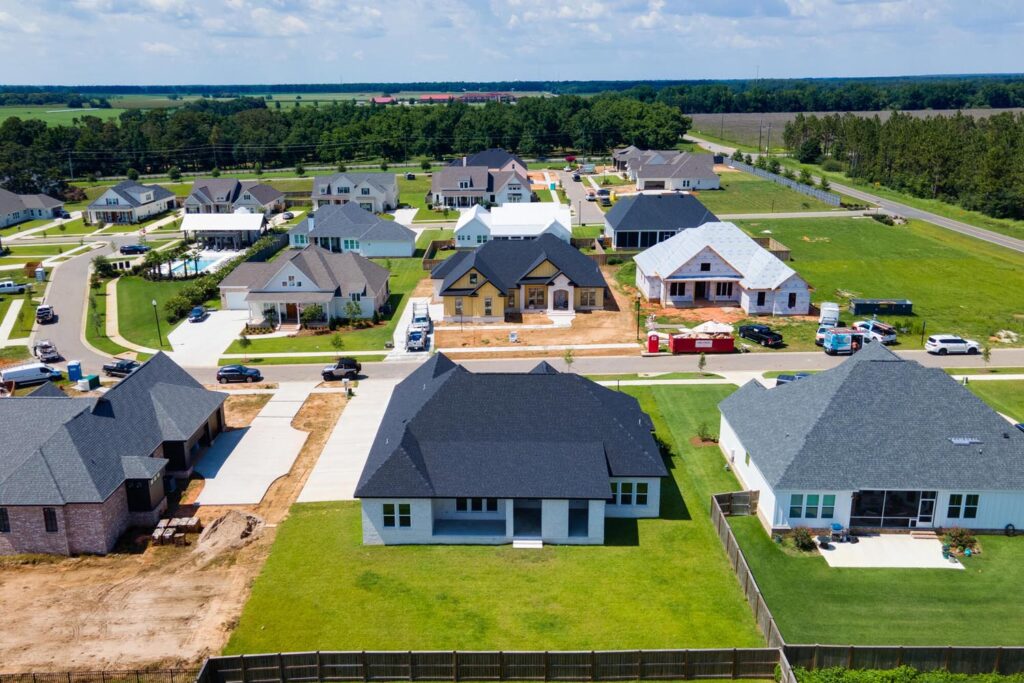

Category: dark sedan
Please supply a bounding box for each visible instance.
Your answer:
[216,365,263,384]
[738,324,784,347]
[119,244,151,255]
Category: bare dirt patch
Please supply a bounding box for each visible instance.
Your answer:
[0,392,347,672]
[222,393,272,428]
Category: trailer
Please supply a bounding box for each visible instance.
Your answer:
[850,298,913,316]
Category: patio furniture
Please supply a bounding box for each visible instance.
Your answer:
[831,523,846,542]
[156,518,169,530]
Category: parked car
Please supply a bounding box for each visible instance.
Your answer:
[0,279,27,295]
[852,319,897,344]
[815,324,835,346]
[596,188,611,197]
[188,306,209,323]
[119,244,150,255]
[280,211,294,220]
[775,373,812,386]
[1,362,62,387]
[409,303,431,332]
[216,365,263,384]
[103,359,141,377]
[406,329,426,352]
[35,304,55,324]
[404,172,416,180]
[32,340,61,363]
[738,324,783,347]
[822,328,867,356]
[818,302,841,326]
[585,190,596,201]
[321,357,361,380]
[925,335,981,355]
[58,209,71,219]
[599,196,611,207]
[571,173,581,182]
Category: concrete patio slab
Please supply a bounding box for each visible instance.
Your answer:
[297,377,400,502]
[820,534,964,569]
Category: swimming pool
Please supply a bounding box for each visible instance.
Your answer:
[169,250,238,275]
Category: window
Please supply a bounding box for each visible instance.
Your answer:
[454,298,464,315]
[580,289,597,307]
[243,193,252,200]
[350,292,361,302]
[700,262,711,272]
[43,507,58,533]
[458,180,470,189]
[821,495,836,518]
[788,292,797,308]
[527,286,545,308]
[948,494,979,519]
[343,239,360,251]
[669,282,686,297]
[361,187,370,195]
[965,494,979,518]
[456,498,467,511]
[745,452,751,466]
[948,494,962,518]
[455,498,498,513]
[507,293,516,308]
[805,494,820,519]
[469,272,478,285]
[756,291,766,306]
[0,508,9,533]
[382,503,411,528]
[471,498,483,511]
[320,186,328,194]
[476,234,487,244]
[609,481,618,501]
[789,494,803,518]
[486,498,498,512]
[715,282,734,297]
[484,297,493,316]
[620,482,634,505]
[338,186,350,194]
[636,482,649,506]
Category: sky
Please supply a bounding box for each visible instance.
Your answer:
[0,0,1022,85]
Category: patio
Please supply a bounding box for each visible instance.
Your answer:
[818,534,964,570]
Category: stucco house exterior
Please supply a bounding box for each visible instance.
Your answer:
[86,181,176,224]
[430,234,607,322]
[0,353,226,556]
[218,244,390,326]
[287,203,415,257]
[633,222,810,315]
[719,342,1024,534]
[311,172,398,213]
[355,354,667,546]
[429,166,531,208]
[0,188,65,229]
[613,148,720,191]
[603,193,718,249]
[182,179,284,216]
[454,203,571,246]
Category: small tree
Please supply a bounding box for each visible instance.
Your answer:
[380,161,389,171]
[730,148,744,162]
[767,158,781,174]
[237,334,252,362]
[253,162,263,176]
[211,167,221,178]
[420,160,431,171]
[563,347,575,373]
[295,163,306,177]
[167,166,182,182]
[337,162,347,172]
[819,177,831,192]
[981,345,991,367]
[697,352,707,376]
[330,332,344,358]
[93,254,116,279]
[88,294,103,338]
[343,299,362,327]
[798,169,814,186]
[743,154,753,165]
[126,168,140,181]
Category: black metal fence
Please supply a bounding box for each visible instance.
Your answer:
[786,645,1024,675]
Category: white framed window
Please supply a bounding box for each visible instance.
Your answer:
[350,292,361,302]
[338,186,350,194]
[948,493,979,519]
[610,480,650,506]
[458,180,470,189]
[789,493,835,519]
[382,503,411,528]
[715,282,733,297]
[361,187,370,195]
[669,282,686,297]
[343,239,360,251]
[483,297,492,316]
[319,186,328,194]
[476,234,487,244]
[580,289,597,307]
[469,272,478,285]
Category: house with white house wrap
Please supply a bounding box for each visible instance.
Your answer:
[633,222,810,315]
[718,343,1024,534]
[454,203,572,245]
[355,354,667,546]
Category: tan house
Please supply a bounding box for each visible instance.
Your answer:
[430,234,607,322]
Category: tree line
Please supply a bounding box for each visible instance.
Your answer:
[0,95,689,195]
[783,111,1024,220]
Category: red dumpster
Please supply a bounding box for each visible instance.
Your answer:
[669,334,735,354]
[647,332,661,353]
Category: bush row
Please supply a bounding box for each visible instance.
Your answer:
[796,666,1024,683]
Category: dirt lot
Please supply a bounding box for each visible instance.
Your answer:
[0,392,347,672]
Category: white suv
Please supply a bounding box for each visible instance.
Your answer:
[925,335,980,355]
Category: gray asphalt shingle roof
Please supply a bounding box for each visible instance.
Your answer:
[288,203,414,243]
[187,179,283,206]
[0,353,225,506]
[88,181,175,209]
[604,193,718,232]
[355,354,666,499]
[313,172,397,195]
[0,187,63,215]
[450,148,527,171]
[221,245,390,299]
[719,343,1024,491]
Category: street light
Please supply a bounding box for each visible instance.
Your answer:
[635,292,642,341]
[151,299,163,348]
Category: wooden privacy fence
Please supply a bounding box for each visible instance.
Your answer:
[786,645,1024,675]
[0,670,199,683]
[194,650,782,683]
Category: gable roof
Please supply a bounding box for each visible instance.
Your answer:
[634,153,718,181]
[186,179,284,206]
[89,181,174,209]
[455,203,571,239]
[633,222,799,290]
[312,172,397,195]
[289,203,414,243]
[605,193,717,232]
[450,148,527,171]
[719,343,1024,491]
[430,166,491,193]
[355,354,666,499]
[221,245,390,298]
[431,234,606,296]
[0,187,62,215]
[0,352,225,506]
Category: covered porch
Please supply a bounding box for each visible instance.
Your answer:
[90,209,135,224]
[245,290,333,329]
[659,276,742,308]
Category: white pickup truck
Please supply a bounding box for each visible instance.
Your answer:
[0,279,27,295]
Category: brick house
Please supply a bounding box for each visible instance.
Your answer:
[0,353,226,556]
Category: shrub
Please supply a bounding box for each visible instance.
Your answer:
[167,166,182,181]
[871,213,895,226]
[126,168,140,181]
[696,422,716,442]
[300,303,324,324]
[607,256,623,265]
[163,293,194,322]
[253,162,263,176]
[821,158,845,173]
[944,527,977,552]
[420,160,432,171]
[380,161,389,171]
[792,527,817,551]
[295,163,306,177]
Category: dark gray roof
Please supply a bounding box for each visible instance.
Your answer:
[0,188,62,215]
[604,193,718,232]
[89,181,175,209]
[289,203,414,243]
[29,381,67,397]
[312,172,397,195]
[221,245,390,299]
[355,354,666,499]
[431,234,606,296]
[450,148,527,171]
[187,179,283,206]
[719,343,1024,491]
[0,353,225,505]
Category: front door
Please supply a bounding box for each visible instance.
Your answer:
[695,282,707,300]
[553,289,569,310]
[285,303,298,320]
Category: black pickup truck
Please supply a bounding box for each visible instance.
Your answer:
[738,324,784,348]
[103,359,141,377]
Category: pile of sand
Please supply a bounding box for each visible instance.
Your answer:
[193,511,263,564]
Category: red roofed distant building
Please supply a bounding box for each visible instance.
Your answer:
[371,96,396,105]
[419,94,454,103]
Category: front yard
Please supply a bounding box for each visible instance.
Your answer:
[226,385,763,653]
[116,276,204,349]
[966,380,1024,422]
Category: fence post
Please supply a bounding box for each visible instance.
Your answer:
[635,650,642,681]
[362,651,369,683]
[240,656,247,683]
[945,647,953,671]
[544,651,551,682]
[591,651,598,682]
[408,651,414,682]
[278,653,286,683]
[316,652,323,683]
[896,647,903,668]
[683,649,690,680]
[732,649,738,679]
[847,646,854,669]
[812,645,819,670]
[452,651,458,683]
[994,647,1004,674]
[499,652,506,681]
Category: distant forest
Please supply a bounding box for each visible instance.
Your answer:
[4,74,1024,112]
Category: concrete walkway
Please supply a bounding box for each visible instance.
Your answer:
[820,534,963,570]
[196,381,316,505]
[298,377,401,502]
[0,299,27,347]
[393,208,418,226]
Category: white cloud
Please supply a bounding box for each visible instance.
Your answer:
[352,49,364,61]
[141,41,179,55]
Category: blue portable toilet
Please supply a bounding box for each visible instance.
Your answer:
[35,266,45,282]
[67,361,82,382]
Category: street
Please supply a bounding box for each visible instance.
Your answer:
[555,169,607,225]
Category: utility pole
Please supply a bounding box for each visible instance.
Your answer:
[758,119,763,155]
[765,123,772,155]
[67,151,74,179]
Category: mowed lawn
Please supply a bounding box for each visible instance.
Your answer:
[732,217,1024,349]
[967,380,1024,422]
[695,171,835,215]
[116,276,197,349]
[225,385,764,653]
[224,258,426,355]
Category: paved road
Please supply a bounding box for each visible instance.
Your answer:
[555,170,606,225]
[685,133,1024,254]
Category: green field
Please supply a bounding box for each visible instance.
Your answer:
[696,170,836,215]
[225,258,425,355]
[396,175,443,222]
[226,385,762,653]
[966,380,1024,422]
[0,105,126,126]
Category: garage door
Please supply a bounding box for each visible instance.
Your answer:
[642,181,665,190]
[224,290,249,310]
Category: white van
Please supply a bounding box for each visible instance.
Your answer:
[1,362,62,387]
[818,302,840,326]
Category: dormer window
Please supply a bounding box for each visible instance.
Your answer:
[338,186,350,194]
[361,187,370,195]
[243,193,251,200]
[458,179,470,189]
[469,272,478,285]
[319,186,328,194]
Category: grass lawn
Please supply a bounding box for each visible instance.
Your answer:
[695,171,835,215]
[218,354,387,366]
[0,345,31,365]
[4,243,81,256]
[115,276,197,349]
[29,218,96,237]
[947,367,1024,376]
[594,174,630,187]
[731,515,1024,645]
[84,290,135,357]
[415,228,454,256]
[226,384,762,653]
[731,217,1024,350]
[584,372,723,381]
[398,175,432,211]
[0,218,54,234]
[573,225,604,239]
[966,380,1024,422]
[225,258,426,354]
[0,105,126,126]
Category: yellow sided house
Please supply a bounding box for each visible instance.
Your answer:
[429,234,608,322]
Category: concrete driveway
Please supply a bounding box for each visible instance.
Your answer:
[556,170,607,225]
[298,377,400,502]
[195,382,315,505]
[167,309,248,368]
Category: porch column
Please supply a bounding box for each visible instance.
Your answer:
[276,302,282,327]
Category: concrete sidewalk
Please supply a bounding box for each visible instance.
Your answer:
[196,381,315,505]
[0,299,27,347]
[298,377,400,502]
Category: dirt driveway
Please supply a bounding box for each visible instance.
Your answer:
[0,392,347,673]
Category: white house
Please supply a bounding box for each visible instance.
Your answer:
[183,179,284,216]
[718,342,1024,534]
[180,211,266,249]
[287,202,415,257]
[311,172,398,213]
[454,203,572,246]
[0,188,65,229]
[614,148,720,191]
[355,355,666,546]
[217,244,390,326]
[86,181,176,225]
[430,166,532,208]
[633,222,810,315]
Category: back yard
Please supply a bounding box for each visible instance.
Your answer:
[225,385,764,653]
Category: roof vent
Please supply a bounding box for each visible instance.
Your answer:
[948,437,983,446]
